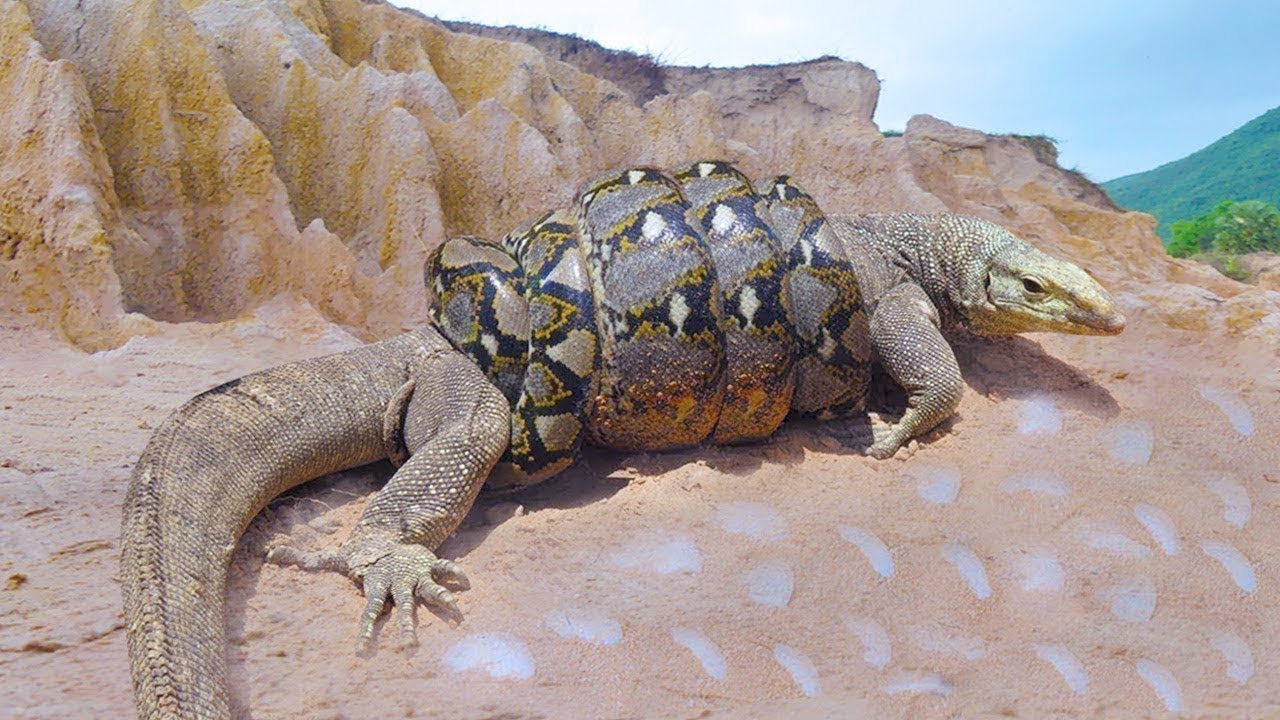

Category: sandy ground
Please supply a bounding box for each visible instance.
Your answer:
[2,292,1277,719]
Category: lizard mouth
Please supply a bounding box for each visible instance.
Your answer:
[1055,308,1126,335]
[1062,291,1126,335]
[987,296,1126,336]
[1085,310,1126,335]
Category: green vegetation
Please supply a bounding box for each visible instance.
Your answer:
[1168,199,1280,257]
[1103,105,1280,241]
[1166,199,1280,280]
[881,129,903,138]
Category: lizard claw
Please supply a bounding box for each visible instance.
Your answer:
[267,532,469,651]
[865,412,907,459]
[824,412,906,459]
[428,558,470,589]
[266,544,351,573]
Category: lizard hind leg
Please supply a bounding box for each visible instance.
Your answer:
[269,349,510,649]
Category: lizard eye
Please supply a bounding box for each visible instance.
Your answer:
[1021,277,1045,295]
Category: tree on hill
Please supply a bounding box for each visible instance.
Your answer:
[1104,105,1280,241]
[1167,199,1280,258]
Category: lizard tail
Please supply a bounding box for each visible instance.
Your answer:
[122,437,237,719]
[120,341,408,719]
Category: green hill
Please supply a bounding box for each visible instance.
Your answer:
[1103,105,1280,241]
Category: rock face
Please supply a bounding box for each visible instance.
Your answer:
[2,1,1279,719]
[1,0,135,350]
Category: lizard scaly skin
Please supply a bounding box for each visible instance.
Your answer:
[122,164,1122,719]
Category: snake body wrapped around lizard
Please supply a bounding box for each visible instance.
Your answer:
[122,162,1124,719]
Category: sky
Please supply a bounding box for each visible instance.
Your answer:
[394,0,1280,182]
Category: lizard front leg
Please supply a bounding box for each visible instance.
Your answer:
[270,349,510,646]
[865,282,963,459]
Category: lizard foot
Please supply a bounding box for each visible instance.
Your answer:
[267,532,469,649]
[864,412,910,459]
[821,414,912,459]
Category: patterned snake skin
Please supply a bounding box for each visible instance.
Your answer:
[429,161,870,489]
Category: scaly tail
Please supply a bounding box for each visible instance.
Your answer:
[121,330,445,719]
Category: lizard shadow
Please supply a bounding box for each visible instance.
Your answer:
[243,331,1117,548]
[950,332,1122,418]
[800,332,1122,455]
[443,336,1076,555]
[440,434,812,561]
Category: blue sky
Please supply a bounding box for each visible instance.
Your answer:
[395,0,1280,181]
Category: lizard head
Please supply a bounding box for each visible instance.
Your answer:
[965,241,1125,336]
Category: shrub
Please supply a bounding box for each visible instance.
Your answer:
[1167,199,1280,257]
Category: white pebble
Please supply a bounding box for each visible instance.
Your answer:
[1202,540,1257,593]
[1209,630,1254,685]
[1099,576,1156,623]
[1017,549,1065,592]
[943,542,991,600]
[745,561,794,607]
[883,672,952,696]
[845,617,892,670]
[1108,421,1152,465]
[838,525,894,578]
[671,627,727,680]
[1133,504,1180,555]
[1035,644,1088,696]
[1199,384,1255,437]
[774,644,821,697]
[545,608,623,646]
[714,502,788,543]
[443,633,534,680]
[612,533,703,574]
[1136,658,1183,712]
[1002,472,1069,498]
[1019,394,1063,435]
[1209,476,1251,528]
[913,465,960,504]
